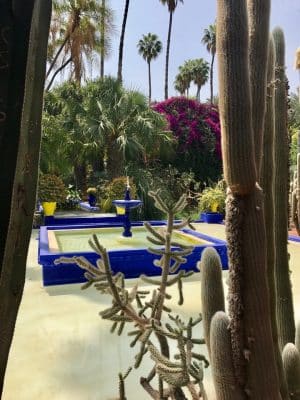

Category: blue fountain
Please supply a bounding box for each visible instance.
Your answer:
[112,179,142,237]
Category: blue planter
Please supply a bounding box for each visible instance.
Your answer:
[88,194,97,207]
[203,212,224,224]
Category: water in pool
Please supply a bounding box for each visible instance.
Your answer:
[53,226,210,252]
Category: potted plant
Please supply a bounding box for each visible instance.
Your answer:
[87,187,97,207]
[198,182,226,223]
[38,174,67,216]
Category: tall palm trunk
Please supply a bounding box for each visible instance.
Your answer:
[100,0,105,78]
[0,0,51,395]
[106,140,124,179]
[164,10,173,100]
[210,52,215,104]
[117,0,130,82]
[196,85,201,101]
[74,162,87,195]
[148,60,152,104]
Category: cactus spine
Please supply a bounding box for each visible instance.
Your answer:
[273,27,296,349]
[282,343,300,399]
[200,247,225,356]
[0,0,52,395]
[210,312,244,400]
[216,0,281,397]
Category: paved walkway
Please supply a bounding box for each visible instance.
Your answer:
[2,223,300,399]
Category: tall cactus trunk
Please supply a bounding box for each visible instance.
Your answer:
[273,27,295,350]
[247,0,270,177]
[216,0,281,397]
[261,36,289,400]
[0,0,52,395]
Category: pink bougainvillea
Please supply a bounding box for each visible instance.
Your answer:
[153,97,221,158]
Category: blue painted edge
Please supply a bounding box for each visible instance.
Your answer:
[79,201,100,212]
[289,235,300,243]
[39,221,228,285]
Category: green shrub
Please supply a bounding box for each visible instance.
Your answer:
[38,174,67,203]
[198,182,226,214]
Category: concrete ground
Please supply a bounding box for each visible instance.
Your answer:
[2,222,300,400]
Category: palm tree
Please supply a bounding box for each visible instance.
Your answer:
[201,24,216,104]
[176,61,193,96]
[191,58,209,101]
[174,74,186,96]
[137,33,162,103]
[117,0,130,82]
[84,77,173,178]
[160,0,183,99]
[99,0,115,78]
[46,0,107,89]
[295,47,300,102]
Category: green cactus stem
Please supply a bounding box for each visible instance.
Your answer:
[261,36,289,400]
[296,321,300,353]
[217,0,256,196]
[217,0,281,397]
[282,343,300,399]
[210,312,244,399]
[273,26,296,349]
[200,247,225,356]
[247,0,271,175]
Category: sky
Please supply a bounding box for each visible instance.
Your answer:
[96,0,300,102]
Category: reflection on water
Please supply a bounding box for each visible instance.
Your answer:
[54,226,210,252]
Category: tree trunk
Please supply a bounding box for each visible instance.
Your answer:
[196,85,200,101]
[100,0,105,78]
[164,11,173,100]
[74,162,87,195]
[117,0,130,82]
[0,0,51,395]
[46,9,80,80]
[148,60,151,104]
[106,140,124,179]
[210,52,215,104]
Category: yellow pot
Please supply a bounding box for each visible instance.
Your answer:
[211,202,218,212]
[115,206,125,215]
[42,202,57,216]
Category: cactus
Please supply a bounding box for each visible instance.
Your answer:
[296,154,300,233]
[210,312,244,400]
[273,26,296,349]
[247,0,271,174]
[296,321,300,353]
[216,0,281,397]
[261,36,290,400]
[282,343,300,399]
[200,247,225,356]
[0,0,52,395]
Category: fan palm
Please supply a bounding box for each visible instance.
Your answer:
[46,0,112,89]
[201,24,216,104]
[176,61,193,97]
[191,58,209,101]
[84,77,173,178]
[160,0,183,99]
[137,33,163,103]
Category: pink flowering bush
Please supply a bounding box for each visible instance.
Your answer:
[153,97,222,182]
